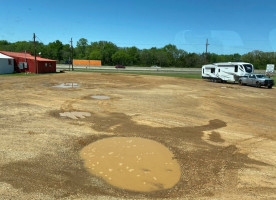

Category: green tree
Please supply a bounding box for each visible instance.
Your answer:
[126,47,140,65]
[112,49,131,65]
[47,40,64,61]
[76,38,88,59]
[162,44,182,66]
[89,49,103,60]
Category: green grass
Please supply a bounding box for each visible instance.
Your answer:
[137,73,202,79]
[69,69,202,79]
[0,72,63,77]
[0,73,37,77]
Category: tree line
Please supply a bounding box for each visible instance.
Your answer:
[0,38,275,69]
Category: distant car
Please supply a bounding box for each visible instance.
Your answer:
[115,65,125,69]
[151,65,161,68]
[239,74,274,88]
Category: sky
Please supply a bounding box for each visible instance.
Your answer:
[0,0,276,54]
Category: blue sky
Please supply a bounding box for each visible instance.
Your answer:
[0,0,276,54]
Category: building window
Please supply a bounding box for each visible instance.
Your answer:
[49,63,52,67]
[45,63,48,67]
[8,59,12,65]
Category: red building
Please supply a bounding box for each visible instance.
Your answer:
[0,51,56,73]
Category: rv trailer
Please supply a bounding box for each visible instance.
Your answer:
[202,62,254,83]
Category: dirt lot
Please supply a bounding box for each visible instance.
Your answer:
[0,72,275,199]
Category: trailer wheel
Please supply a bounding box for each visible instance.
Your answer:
[256,82,261,88]
[239,80,243,85]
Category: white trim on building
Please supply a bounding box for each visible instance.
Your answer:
[0,53,14,74]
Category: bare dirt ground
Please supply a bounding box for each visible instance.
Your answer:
[0,72,275,199]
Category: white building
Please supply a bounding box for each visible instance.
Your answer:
[0,53,14,74]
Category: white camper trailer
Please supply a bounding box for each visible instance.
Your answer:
[0,53,14,74]
[202,62,254,82]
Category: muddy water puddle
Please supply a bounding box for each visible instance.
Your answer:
[80,137,181,192]
[53,83,79,88]
[91,95,110,100]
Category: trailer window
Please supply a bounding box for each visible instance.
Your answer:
[211,68,215,73]
[243,64,253,73]
[235,65,238,72]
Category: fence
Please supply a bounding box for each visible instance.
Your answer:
[73,60,102,66]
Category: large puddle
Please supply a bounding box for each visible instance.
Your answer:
[53,83,79,88]
[80,137,181,192]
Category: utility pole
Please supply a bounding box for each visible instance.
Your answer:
[33,33,37,74]
[70,38,74,71]
[205,38,209,64]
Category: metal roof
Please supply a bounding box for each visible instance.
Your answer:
[0,52,14,59]
[0,51,56,62]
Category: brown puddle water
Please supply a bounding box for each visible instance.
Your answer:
[80,137,181,192]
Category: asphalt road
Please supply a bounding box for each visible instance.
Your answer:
[57,64,266,74]
[56,64,202,73]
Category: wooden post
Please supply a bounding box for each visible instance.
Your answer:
[205,38,209,64]
[71,38,74,71]
[34,33,37,74]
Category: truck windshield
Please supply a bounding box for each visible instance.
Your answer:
[243,64,253,73]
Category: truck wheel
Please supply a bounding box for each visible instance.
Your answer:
[268,85,272,89]
[256,82,261,88]
[239,80,243,85]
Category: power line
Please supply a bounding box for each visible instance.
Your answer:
[35,35,44,44]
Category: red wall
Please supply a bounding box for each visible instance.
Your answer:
[37,61,56,73]
[13,57,56,73]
